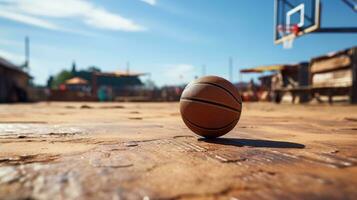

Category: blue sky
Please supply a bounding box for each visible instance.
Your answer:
[0,0,357,86]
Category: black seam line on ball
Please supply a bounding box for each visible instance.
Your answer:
[180,97,241,113]
[184,116,238,131]
[195,82,242,105]
[185,81,241,105]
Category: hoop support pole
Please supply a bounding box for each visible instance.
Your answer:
[315,27,357,33]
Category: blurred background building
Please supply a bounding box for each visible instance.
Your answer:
[240,46,357,104]
[0,56,31,103]
[45,62,184,102]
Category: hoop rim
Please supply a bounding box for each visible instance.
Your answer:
[277,24,300,35]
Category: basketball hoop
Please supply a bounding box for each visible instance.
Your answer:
[274,0,320,46]
[277,24,300,49]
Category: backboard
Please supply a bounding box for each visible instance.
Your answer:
[274,0,321,45]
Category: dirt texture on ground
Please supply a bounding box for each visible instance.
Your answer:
[0,102,356,200]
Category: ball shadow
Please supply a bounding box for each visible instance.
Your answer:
[198,138,305,149]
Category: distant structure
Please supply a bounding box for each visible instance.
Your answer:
[49,64,147,101]
[0,57,31,103]
[73,68,145,96]
[240,46,357,104]
[65,77,90,92]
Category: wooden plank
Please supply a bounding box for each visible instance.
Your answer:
[310,55,351,74]
[312,68,352,88]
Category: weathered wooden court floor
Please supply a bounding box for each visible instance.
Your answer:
[0,102,356,200]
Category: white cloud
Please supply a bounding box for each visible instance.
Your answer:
[12,0,92,17]
[0,9,59,30]
[84,8,145,31]
[0,0,145,32]
[140,0,157,6]
[164,64,197,85]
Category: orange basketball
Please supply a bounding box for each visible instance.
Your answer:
[180,76,242,138]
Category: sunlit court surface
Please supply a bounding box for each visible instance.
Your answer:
[1,0,357,199]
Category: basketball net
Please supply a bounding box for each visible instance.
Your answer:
[277,24,300,49]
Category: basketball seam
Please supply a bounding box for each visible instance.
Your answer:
[180,98,241,113]
[194,82,242,105]
[183,116,239,131]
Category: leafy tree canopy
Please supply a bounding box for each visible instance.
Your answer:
[87,66,101,72]
[49,70,73,89]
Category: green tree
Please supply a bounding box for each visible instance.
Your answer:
[50,70,73,89]
[87,66,101,72]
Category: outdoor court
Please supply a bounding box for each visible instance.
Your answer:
[0,102,356,199]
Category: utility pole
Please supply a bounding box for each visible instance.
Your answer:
[202,64,206,77]
[24,36,30,71]
[239,71,243,83]
[236,58,241,83]
[126,61,130,74]
[229,57,233,82]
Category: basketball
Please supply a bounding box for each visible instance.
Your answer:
[180,76,242,138]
